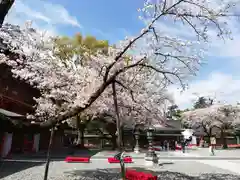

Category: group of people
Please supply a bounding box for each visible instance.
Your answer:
[159,136,192,152]
[159,140,178,151]
[158,136,216,155]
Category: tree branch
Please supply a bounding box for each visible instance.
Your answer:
[154,52,198,75]
[103,0,185,82]
[137,63,185,88]
[38,1,197,128]
[115,80,136,102]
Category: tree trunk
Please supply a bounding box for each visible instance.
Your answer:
[80,126,85,148]
[106,123,117,150]
[0,0,14,27]
[76,126,85,148]
[76,116,81,145]
[76,128,81,145]
[110,134,117,150]
[221,129,228,149]
[204,128,212,145]
[112,81,122,150]
[43,128,55,180]
[208,128,212,144]
[112,81,125,180]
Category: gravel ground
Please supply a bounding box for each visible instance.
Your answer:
[1,159,240,180]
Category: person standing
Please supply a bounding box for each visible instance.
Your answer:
[199,137,204,147]
[174,140,177,151]
[181,139,185,153]
[163,140,168,151]
[209,136,216,156]
[167,141,170,151]
[171,140,176,151]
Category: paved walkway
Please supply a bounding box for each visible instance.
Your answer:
[6,148,240,160]
[93,149,240,159]
[185,148,240,157]
[2,148,240,179]
[4,148,240,177]
[171,149,240,175]
[1,159,240,180]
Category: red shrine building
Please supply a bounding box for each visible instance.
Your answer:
[0,63,43,157]
[0,51,67,158]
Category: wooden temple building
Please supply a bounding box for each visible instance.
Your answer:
[0,42,71,158]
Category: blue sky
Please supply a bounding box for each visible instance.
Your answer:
[5,0,240,109]
[7,0,146,43]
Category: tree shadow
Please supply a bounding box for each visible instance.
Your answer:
[71,148,101,158]
[0,161,44,179]
[65,168,240,180]
[158,162,174,166]
[10,148,101,160]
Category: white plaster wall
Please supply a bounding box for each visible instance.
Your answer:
[1,133,12,157]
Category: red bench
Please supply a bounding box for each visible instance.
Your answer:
[126,169,157,180]
[107,157,133,163]
[227,144,240,148]
[65,156,90,163]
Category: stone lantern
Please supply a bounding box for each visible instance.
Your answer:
[134,128,141,153]
[145,125,158,166]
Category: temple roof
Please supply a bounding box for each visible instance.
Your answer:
[0,108,23,117]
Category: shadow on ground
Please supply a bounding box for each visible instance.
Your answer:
[65,168,240,180]
[0,161,44,179]
[10,148,101,160]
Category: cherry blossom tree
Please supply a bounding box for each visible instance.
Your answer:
[52,33,173,148]
[0,1,239,178]
[0,0,239,130]
[182,104,240,147]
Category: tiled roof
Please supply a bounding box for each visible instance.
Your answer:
[0,108,23,117]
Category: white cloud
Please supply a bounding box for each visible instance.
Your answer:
[169,72,240,109]
[4,0,81,35]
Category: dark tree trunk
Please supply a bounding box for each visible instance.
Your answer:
[112,81,122,150]
[76,116,81,145]
[75,116,85,148]
[112,81,125,180]
[221,129,228,149]
[0,0,14,27]
[110,134,117,150]
[43,128,55,180]
[76,128,81,145]
[207,128,212,145]
[80,129,84,147]
[106,123,117,150]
